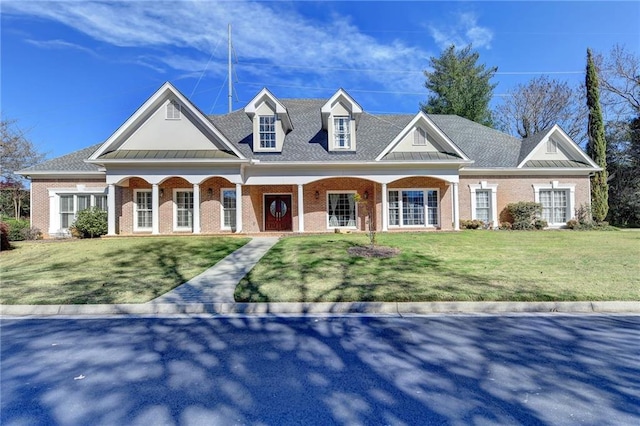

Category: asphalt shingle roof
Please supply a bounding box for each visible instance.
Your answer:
[18,143,103,173]
[19,98,588,173]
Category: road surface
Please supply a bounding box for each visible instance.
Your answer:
[1,314,639,425]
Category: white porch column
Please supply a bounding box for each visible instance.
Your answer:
[297,184,305,233]
[235,183,243,233]
[152,184,160,235]
[192,183,201,234]
[107,184,116,236]
[381,183,388,231]
[452,182,460,231]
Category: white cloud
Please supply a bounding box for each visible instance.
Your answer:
[3,1,429,98]
[429,12,494,50]
[24,38,98,56]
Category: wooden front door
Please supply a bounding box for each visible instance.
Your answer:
[264,195,292,231]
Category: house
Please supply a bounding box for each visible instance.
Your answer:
[18,82,599,238]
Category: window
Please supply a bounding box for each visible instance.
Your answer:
[334,117,351,149]
[221,189,236,230]
[95,195,107,211]
[533,182,575,226]
[259,116,276,149]
[135,190,153,230]
[175,191,194,229]
[328,192,356,227]
[475,190,491,223]
[59,193,107,229]
[388,189,438,227]
[546,139,558,153]
[60,195,75,229]
[166,101,181,119]
[540,190,568,224]
[413,127,427,146]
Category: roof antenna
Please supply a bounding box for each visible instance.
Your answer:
[228,23,233,113]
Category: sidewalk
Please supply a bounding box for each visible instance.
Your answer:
[150,237,279,304]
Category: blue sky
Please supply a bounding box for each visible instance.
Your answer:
[2,0,639,160]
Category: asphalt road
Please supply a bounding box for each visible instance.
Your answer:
[1,314,639,425]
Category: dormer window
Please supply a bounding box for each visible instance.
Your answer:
[546,139,558,153]
[334,116,351,149]
[414,127,427,146]
[259,116,276,149]
[166,101,181,120]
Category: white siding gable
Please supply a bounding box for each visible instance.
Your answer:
[119,99,224,151]
[529,137,575,161]
[392,126,444,153]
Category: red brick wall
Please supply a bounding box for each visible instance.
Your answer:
[459,175,591,223]
[30,178,106,238]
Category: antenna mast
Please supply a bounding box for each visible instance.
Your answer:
[228,23,232,113]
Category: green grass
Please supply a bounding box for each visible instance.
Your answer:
[0,236,249,304]
[235,231,640,303]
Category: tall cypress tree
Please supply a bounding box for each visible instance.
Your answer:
[585,48,609,222]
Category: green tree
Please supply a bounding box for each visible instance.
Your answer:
[420,44,497,126]
[586,48,609,222]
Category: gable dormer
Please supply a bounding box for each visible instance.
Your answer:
[518,125,600,169]
[321,89,363,152]
[376,112,471,163]
[244,88,292,153]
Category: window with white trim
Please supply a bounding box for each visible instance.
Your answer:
[334,117,351,149]
[388,189,439,227]
[135,190,153,230]
[175,190,194,230]
[166,100,181,119]
[259,116,276,149]
[59,194,107,229]
[540,189,568,224]
[328,192,356,228]
[474,190,491,223]
[546,139,558,153]
[221,189,236,230]
[413,127,427,146]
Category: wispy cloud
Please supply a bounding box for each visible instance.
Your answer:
[25,38,99,57]
[429,12,494,50]
[3,1,429,99]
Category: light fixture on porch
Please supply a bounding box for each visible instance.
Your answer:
[207,188,213,198]
[159,188,164,198]
[363,190,369,200]
[315,190,320,200]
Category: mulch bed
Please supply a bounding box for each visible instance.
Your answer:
[347,245,400,258]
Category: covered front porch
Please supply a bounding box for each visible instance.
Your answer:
[104,166,461,236]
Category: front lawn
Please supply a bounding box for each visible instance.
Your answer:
[1,236,249,304]
[235,231,640,302]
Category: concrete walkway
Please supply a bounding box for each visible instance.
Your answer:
[150,237,279,304]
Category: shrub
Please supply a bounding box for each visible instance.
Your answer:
[72,207,108,238]
[533,219,548,230]
[505,202,542,230]
[0,222,10,251]
[499,221,512,230]
[460,219,485,229]
[23,227,42,240]
[566,219,579,229]
[3,218,30,241]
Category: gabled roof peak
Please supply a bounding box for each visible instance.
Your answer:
[244,88,293,132]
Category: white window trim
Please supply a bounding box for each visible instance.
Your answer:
[48,187,107,236]
[221,188,237,231]
[166,100,181,120]
[388,188,440,228]
[546,139,558,154]
[533,181,576,227]
[333,116,352,150]
[326,190,358,229]
[258,115,277,150]
[469,182,499,227]
[173,188,194,231]
[133,189,153,232]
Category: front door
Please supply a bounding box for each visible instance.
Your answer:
[264,195,292,231]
